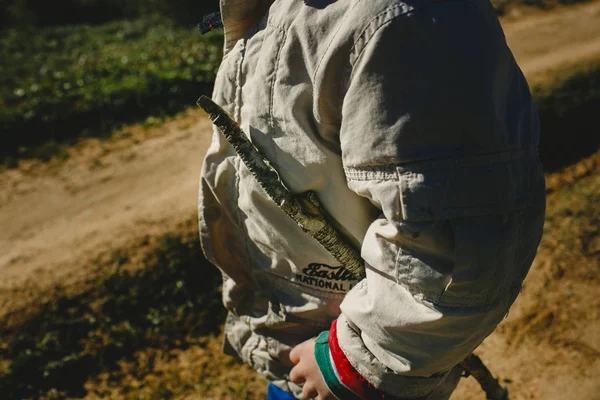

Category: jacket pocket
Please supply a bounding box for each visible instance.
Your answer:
[394,150,545,306]
[397,150,544,222]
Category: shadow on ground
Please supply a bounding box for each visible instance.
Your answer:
[535,62,600,172]
[0,225,224,399]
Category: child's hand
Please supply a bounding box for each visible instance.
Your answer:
[289,338,335,399]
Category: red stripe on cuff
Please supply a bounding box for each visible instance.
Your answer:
[329,319,367,398]
[328,320,431,400]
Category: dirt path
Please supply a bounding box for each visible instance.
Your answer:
[1,3,600,399]
[504,1,600,83]
[0,117,213,311]
[2,2,600,299]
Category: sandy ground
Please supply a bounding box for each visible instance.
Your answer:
[0,117,212,310]
[1,3,600,399]
[504,1,600,83]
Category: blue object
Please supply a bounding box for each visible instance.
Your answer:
[267,383,297,400]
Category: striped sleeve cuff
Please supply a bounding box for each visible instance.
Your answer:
[314,329,361,400]
[315,320,431,400]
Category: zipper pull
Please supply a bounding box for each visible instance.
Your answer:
[198,11,223,34]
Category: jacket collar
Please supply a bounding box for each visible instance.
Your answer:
[220,0,275,53]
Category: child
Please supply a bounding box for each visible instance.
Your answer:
[199,0,545,398]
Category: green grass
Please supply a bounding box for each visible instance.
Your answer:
[1,0,220,28]
[0,226,225,399]
[2,10,599,172]
[0,15,222,165]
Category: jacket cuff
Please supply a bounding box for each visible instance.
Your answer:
[336,314,454,398]
[314,329,361,400]
[316,321,424,400]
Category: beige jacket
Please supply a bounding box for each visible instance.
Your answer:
[199,0,545,398]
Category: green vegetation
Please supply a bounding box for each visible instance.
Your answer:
[0,0,220,28]
[1,0,598,169]
[0,16,222,165]
[532,61,600,171]
[0,226,225,399]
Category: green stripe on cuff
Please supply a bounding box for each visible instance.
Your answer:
[314,330,361,400]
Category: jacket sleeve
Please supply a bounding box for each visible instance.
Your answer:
[315,2,544,399]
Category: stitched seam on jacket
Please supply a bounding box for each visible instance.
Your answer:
[234,40,246,122]
[269,24,288,127]
[335,3,414,116]
[344,166,398,181]
[312,0,364,83]
[349,3,414,71]
[344,149,531,182]
[232,157,257,299]
[230,40,255,289]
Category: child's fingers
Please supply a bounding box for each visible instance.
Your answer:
[301,382,318,399]
[289,346,301,364]
[289,337,314,364]
[289,363,306,384]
